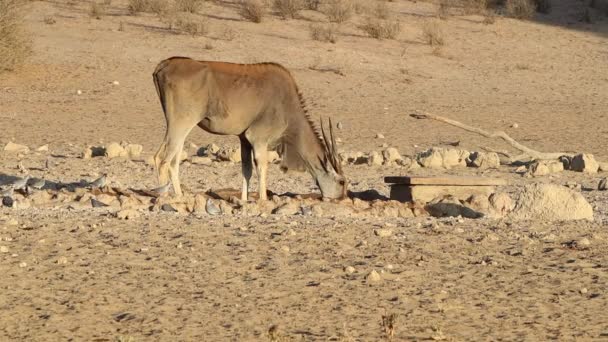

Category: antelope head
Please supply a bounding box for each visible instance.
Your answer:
[316,118,348,199]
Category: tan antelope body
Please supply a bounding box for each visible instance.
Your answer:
[152,57,347,201]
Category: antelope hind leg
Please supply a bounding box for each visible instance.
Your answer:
[239,136,253,201]
[252,145,269,201]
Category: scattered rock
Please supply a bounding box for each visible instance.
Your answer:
[112,80,120,85]
[528,160,564,176]
[105,142,127,159]
[416,147,469,169]
[382,147,402,164]
[510,183,594,221]
[272,202,300,216]
[578,237,591,246]
[206,143,220,155]
[426,196,484,219]
[340,151,366,165]
[344,266,355,274]
[375,133,385,139]
[191,156,213,166]
[217,146,241,162]
[570,154,599,173]
[599,178,607,191]
[116,209,140,220]
[3,142,29,154]
[161,203,178,212]
[374,228,392,237]
[337,121,343,130]
[36,144,49,152]
[559,155,572,170]
[124,144,143,159]
[511,123,519,128]
[489,192,513,216]
[2,197,14,208]
[0,246,8,253]
[366,270,382,282]
[368,151,383,166]
[57,256,68,264]
[467,152,500,169]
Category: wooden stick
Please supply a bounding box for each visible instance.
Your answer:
[410,112,573,161]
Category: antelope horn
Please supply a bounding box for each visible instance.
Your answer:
[328,117,340,171]
[320,117,332,157]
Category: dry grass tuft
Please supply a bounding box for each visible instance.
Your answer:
[240,0,265,22]
[127,0,148,14]
[175,0,203,13]
[374,0,390,19]
[324,0,353,23]
[44,15,57,24]
[273,0,304,18]
[89,2,105,19]
[462,0,487,14]
[422,20,444,46]
[304,0,320,10]
[360,17,400,39]
[535,0,551,13]
[505,0,535,18]
[436,0,450,19]
[309,23,339,43]
[170,13,208,35]
[381,313,397,341]
[0,0,31,72]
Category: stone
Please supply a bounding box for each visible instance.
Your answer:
[217,146,241,162]
[570,154,599,173]
[489,192,514,216]
[598,178,607,191]
[599,162,608,172]
[375,133,385,139]
[206,143,220,155]
[368,151,383,166]
[36,144,49,152]
[116,209,140,219]
[273,202,300,216]
[3,142,29,154]
[374,229,393,237]
[105,142,127,158]
[382,147,402,164]
[337,121,343,130]
[0,246,8,253]
[95,194,118,207]
[125,144,143,159]
[425,196,484,218]
[578,237,591,246]
[528,160,564,176]
[416,147,469,169]
[191,156,213,166]
[390,184,495,203]
[467,152,500,169]
[366,270,382,282]
[509,183,594,221]
[344,266,355,274]
[340,151,366,165]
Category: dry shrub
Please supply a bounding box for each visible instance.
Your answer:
[273,0,304,18]
[309,23,339,43]
[324,0,353,23]
[127,0,148,14]
[360,17,400,39]
[422,20,444,46]
[171,13,208,35]
[462,0,487,14]
[89,2,105,19]
[175,0,203,13]
[128,0,169,15]
[374,1,390,19]
[240,0,265,22]
[505,0,535,18]
[0,0,31,72]
[437,0,450,19]
[43,15,56,24]
[303,0,320,10]
[482,9,496,23]
[535,0,551,14]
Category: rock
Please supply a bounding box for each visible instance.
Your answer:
[511,123,519,128]
[467,152,500,169]
[36,144,49,152]
[344,266,355,274]
[425,196,484,219]
[95,194,118,207]
[366,270,382,282]
[375,133,385,139]
[466,194,490,213]
[510,183,594,221]
[29,191,53,206]
[161,203,178,212]
[528,160,564,176]
[598,162,608,172]
[239,202,261,216]
[0,246,8,253]
[191,156,212,166]
[206,199,221,215]
[105,142,127,158]
[206,143,220,155]
[268,150,280,163]
[112,80,120,85]
[374,229,392,237]
[57,256,68,264]
[337,121,343,130]
[2,196,14,207]
[598,178,607,191]
[311,204,324,217]
[76,89,82,95]
[416,147,469,169]
[382,147,402,164]
[116,209,140,220]
[219,200,233,215]
[82,146,104,159]
[125,144,143,159]
[3,142,29,154]
[559,155,572,170]
[396,157,419,169]
[570,154,599,173]
[217,146,241,162]
[578,237,591,246]
[272,202,300,216]
[368,151,383,166]
[489,192,513,216]
[340,151,366,165]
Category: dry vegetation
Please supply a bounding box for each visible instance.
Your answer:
[170,13,208,35]
[127,0,169,14]
[89,2,105,19]
[175,0,203,13]
[303,0,320,10]
[239,0,266,23]
[422,20,445,46]
[309,23,339,43]
[0,0,31,72]
[323,0,353,23]
[273,0,304,18]
[506,0,536,18]
[360,17,401,39]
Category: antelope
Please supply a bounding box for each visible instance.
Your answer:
[152,57,347,201]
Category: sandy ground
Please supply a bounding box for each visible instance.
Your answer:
[1,0,608,340]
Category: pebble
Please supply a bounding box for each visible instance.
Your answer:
[374,228,393,237]
[7,219,18,226]
[19,262,27,268]
[57,256,68,264]
[580,287,588,294]
[337,121,343,130]
[366,270,382,282]
[511,123,519,128]
[375,133,385,139]
[76,90,82,95]
[344,266,355,274]
[0,246,8,253]
[281,246,290,253]
[578,237,591,246]
[112,80,120,85]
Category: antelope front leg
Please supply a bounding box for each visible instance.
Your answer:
[253,146,268,202]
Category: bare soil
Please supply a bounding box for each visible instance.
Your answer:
[1,0,607,340]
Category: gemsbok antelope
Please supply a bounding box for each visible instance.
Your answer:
[152,57,347,201]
